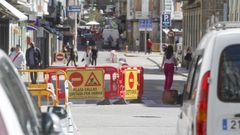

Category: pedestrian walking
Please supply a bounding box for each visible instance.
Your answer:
[81,46,92,67]
[89,38,96,46]
[10,45,25,70]
[91,46,98,66]
[66,46,77,67]
[135,38,140,52]
[184,47,192,70]
[26,36,41,84]
[108,35,113,47]
[147,38,153,54]
[161,45,178,91]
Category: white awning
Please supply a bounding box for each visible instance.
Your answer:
[0,0,28,21]
[163,28,183,34]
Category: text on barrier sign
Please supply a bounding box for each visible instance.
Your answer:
[67,69,104,99]
[124,69,138,100]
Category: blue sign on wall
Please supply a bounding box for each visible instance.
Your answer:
[68,6,81,12]
[139,19,152,31]
[162,14,171,28]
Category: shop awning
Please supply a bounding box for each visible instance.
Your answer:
[42,25,58,34]
[163,28,183,36]
[0,0,28,21]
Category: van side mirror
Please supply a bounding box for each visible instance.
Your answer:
[42,113,63,135]
[47,106,67,119]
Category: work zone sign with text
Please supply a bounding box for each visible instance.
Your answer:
[124,69,138,100]
[67,69,104,99]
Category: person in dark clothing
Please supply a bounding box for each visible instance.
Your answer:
[66,46,77,66]
[89,38,96,46]
[91,46,98,66]
[26,36,41,84]
[108,35,113,47]
[184,47,192,70]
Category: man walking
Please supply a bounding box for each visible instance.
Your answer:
[66,45,77,66]
[91,46,98,66]
[26,36,41,84]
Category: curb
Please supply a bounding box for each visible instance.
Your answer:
[124,53,138,57]
[147,57,188,78]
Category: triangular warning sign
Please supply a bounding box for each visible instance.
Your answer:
[85,72,101,86]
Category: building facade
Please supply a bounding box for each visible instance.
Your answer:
[228,0,240,21]
[126,0,160,51]
[182,0,227,51]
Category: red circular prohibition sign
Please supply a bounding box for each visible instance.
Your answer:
[69,72,83,87]
[128,72,134,89]
[56,53,64,61]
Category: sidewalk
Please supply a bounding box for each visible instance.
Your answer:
[51,51,189,78]
[124,51,189,77]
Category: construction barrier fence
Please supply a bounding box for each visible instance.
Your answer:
[19,65,144,105]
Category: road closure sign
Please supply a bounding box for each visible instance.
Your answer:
[124,69,138,100]
[67,69,104,99]
[56,52,65,62]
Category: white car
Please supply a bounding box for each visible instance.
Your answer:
[0,49,66,135]
[176,22,240,135]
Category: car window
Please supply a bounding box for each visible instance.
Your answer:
[218,45,240,102]
[183,55,202,100]
[0,58,40,135]
[183,56,196,100]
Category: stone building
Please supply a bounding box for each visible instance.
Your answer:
[182,0,227,51]
[126,0,160,51]
[228,0,240,21]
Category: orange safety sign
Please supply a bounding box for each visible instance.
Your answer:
[67,68,104,99]
[85,72,101,86]
[124,69,138,100]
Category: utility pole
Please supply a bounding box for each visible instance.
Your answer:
[144,24,147,54]
[160,0,164,54]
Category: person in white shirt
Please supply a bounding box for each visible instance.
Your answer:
[11,45,25,70]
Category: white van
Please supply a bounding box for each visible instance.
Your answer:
[176,22,240,135]
[102,29,119,48]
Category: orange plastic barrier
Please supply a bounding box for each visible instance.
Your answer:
[47,65,144,102]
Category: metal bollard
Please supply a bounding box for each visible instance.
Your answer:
[125,45,128,53]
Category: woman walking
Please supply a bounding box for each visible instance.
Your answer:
[81,46,92,67]
[161,45,177,90]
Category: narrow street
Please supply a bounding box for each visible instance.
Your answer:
[63,50,187,135]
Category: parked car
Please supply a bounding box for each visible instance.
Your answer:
[0,49,67,135]
[176,22,240,135]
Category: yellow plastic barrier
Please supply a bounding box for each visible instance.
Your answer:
[18,69,69,108]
